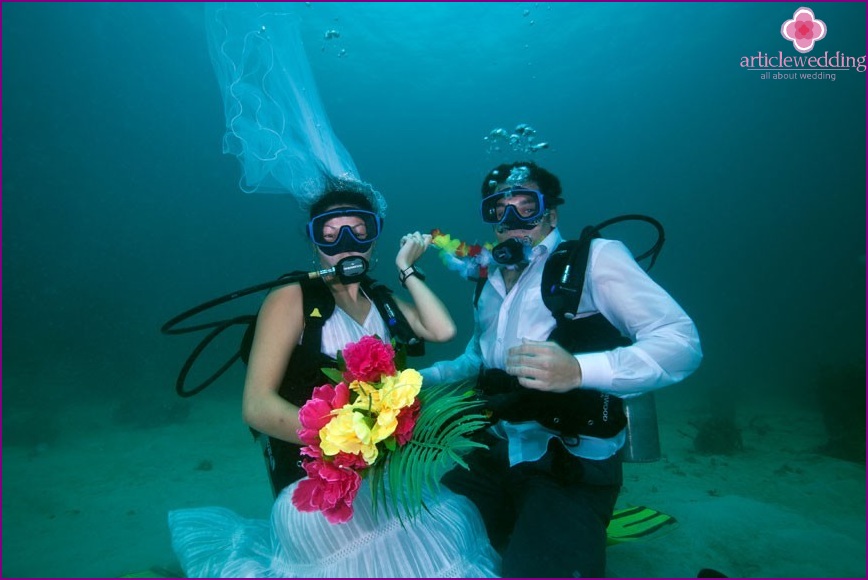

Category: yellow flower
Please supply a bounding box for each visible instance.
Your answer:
[380,369,422,410]
[432,233,460,254]
[316,367,422,467]
[350,380,383,413]
[370,407,399,443]
[319,406,379,464]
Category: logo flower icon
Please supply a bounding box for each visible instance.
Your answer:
[781,7,827,53]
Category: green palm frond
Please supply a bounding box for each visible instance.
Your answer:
[369,381,489,522]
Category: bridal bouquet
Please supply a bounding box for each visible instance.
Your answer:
[291,335,487,524]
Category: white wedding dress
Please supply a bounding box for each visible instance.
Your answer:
[168,309,500,578]
[168,481,500,578]
[184,8,498,574]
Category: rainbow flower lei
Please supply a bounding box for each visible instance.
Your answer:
[430,229,494,280]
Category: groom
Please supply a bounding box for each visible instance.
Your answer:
[422,160,702,577]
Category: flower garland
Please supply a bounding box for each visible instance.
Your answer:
[430,229,494,280]
[291,335,487,524]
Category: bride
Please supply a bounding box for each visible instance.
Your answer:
[167,183,501,578]
[168,6,500,576]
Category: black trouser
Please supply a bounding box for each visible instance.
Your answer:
[443,433,622,578]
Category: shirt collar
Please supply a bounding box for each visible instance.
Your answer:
[490,227,563,285]
[534,227,563,259]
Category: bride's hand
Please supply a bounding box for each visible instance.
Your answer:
[396,231,431,270]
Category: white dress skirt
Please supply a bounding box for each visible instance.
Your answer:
[168,481,501,578]
[169,308,500,577]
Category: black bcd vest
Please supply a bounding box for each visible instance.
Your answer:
[239,274,424,497]
[239,274,424,407]
[475,225,644,439]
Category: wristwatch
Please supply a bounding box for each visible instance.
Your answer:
[398,265,426,287]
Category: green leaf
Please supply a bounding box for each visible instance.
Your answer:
[320,367,344,385]
[368,381,489,522]
[384,436,397,452]
[393,341,408,372]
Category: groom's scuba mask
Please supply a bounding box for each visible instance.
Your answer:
[307,208,382,256]
[481,186,547,232]
[481,164,548,233]
[482,173,545,267]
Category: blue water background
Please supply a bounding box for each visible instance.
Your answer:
[2,2,865,576]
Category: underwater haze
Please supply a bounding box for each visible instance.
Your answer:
[2,2,865,578]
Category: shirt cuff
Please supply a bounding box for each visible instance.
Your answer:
[419,365,441,387]
[575,352,613,390]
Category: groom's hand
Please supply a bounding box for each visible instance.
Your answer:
[505,339,582,393]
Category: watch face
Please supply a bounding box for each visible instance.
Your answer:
[400,265,425,285]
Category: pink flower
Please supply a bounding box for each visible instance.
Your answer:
[332,451,369,470]
[341,336,396,383]
[297,383,350,447]
[781,7,826,54]
[394,399,421,446]
[299,444,322,460]
[291,458,362,524]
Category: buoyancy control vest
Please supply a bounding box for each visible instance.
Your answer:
[239,274,424,403]
[239,274,423,496]
[475,216,664,439]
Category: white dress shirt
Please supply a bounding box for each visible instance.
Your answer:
[422,227,702,464]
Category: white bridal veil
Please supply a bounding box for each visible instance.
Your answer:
[204,2,386,215]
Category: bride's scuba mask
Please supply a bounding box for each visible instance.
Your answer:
[307,208,382,256]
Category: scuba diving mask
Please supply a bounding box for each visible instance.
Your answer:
[480,187,546,231]
[307,208,382,256]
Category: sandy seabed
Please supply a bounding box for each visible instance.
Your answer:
[2,385,865,579]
